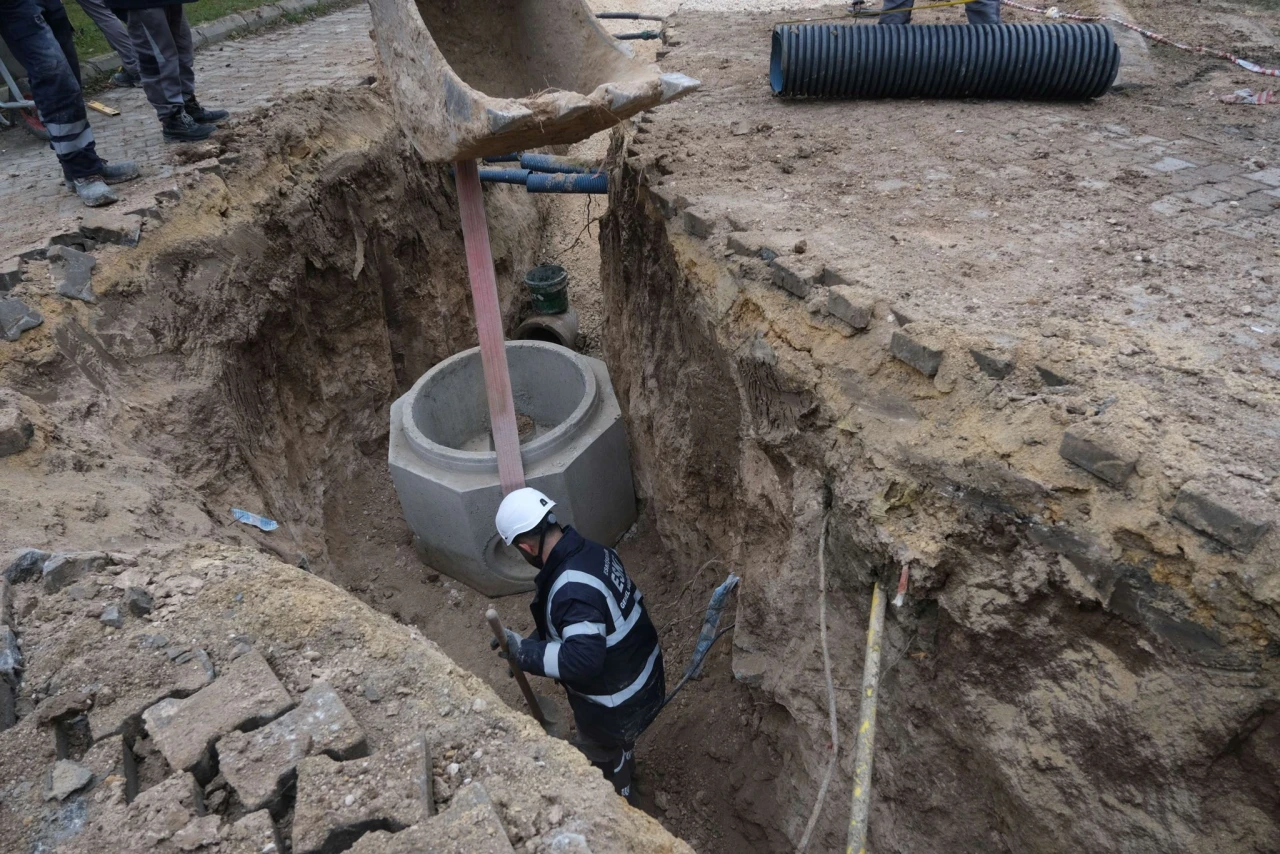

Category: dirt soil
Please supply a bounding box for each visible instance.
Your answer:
[4,1,1280,853]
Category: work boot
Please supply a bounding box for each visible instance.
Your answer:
[163,111,216,143]
[63,160,140,192]
[111,69,140,88]
[183,96,229,125]
[69,176,118,207]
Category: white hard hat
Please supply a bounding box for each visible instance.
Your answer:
[495,487,557,546]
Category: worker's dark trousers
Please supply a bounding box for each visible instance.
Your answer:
[125,4,195,119]
[0,0,105,179]
[573,733,638,804]
[879,0,1002,25]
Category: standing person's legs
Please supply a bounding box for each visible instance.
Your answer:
[126,5,185,119]
[572,732,638,803]
[36,0,80,85]
[878,0,914,25]
[168,4,194,100]
[965,0,1001,25]
[0,0,101,179]
[72,0,139,77]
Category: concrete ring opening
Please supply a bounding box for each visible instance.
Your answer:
[403,340,598,469]
[390,340,636,596]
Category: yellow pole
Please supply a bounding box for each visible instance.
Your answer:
[846,582,887,854]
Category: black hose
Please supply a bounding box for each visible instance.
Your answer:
[596,11,665,21]
[770,23,1119,100]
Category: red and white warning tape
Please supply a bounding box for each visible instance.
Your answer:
[1000,0,1280,77]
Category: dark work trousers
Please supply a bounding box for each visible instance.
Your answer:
[573,731,638,805]
[879,0,1002,25]
[72,0,138,76]
[125,4,194,119]
[0,0,104,179]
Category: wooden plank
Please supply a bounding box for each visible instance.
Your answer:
[454,159,526,495]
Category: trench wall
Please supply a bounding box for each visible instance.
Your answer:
[599,150,1280,853]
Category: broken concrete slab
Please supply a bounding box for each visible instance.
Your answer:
[35,689,94,726]
[173,814,222,851]
[769,256,817,299]
[80,733,124,783]
[220,681,367,811]
[971,348,1015,380]
[42,552,108,593]
[0,405,32,458]
[1059,429,1138,487]
[348,783,515,854]
[142,649,293,772]
[46,759,93,800]
[125,587,154,616]
[47,244,97,303]
[71,771,203,850]
[4,549,48,584]
[683,207,716,238]
[293,739,429,854]
[0,624,22,686]
[825,285,873,331]
[0,257,21,291]
[890,330,944,378]
[1171,482,1273,553]
[0,296,43,341]
[223,810,283,854]
[80,209,141,247]
[88,641,216,742]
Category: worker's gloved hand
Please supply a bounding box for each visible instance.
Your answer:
[488,628,526,661]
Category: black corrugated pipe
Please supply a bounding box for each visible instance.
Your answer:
[770,23,1120,100]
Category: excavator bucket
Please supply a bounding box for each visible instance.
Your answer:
[365,0,700,162]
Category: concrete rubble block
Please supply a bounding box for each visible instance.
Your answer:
[971,348,1015,380]
[0,404,33,457]
[81,733,125,782]
[42,551,108,593]
[4,548,49,584]
[647,185,684,219]
[348,783,515,854]
[0,296,43,341]
[35,689,94,726]
[88,641,215,741]
[890,330,945,378]
[682,207,716,238]
[74,772,203,849]
[125,586,154,616]
[173,814,223,851]
[390,342,637,597]
[223,809,283,854]
[1059,429,1138,487]
[221,681,368,811]
[0,256,21,291]
[1171,482,1273,553]
[825,285,873,331]
[80,209,141,247]
[0,624,22,686]
[293,739,430,854]
[47,244,97,303]
[769,256,817,299]
[142,649,293,772]
[46,759,93,801]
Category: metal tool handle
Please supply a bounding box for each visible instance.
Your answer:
[486,608,547,725]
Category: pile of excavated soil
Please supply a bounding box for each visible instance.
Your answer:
[0,543,687,854]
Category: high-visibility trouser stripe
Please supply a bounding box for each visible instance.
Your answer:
[44,119,87,137]
[569,645,660,708]
[543,641,561,679]
[51,127,94,155]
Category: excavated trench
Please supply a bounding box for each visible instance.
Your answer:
[4,87,1278,854]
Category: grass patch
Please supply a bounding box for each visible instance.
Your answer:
[63,0,277,61]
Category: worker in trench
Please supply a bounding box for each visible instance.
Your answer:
[878,0,1001,25]
[490,487,664,804]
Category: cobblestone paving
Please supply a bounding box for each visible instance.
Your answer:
[0,5,375,260]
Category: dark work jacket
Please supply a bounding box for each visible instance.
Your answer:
[515,527,664,745]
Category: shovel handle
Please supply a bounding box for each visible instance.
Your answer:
[486,608,547,725]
